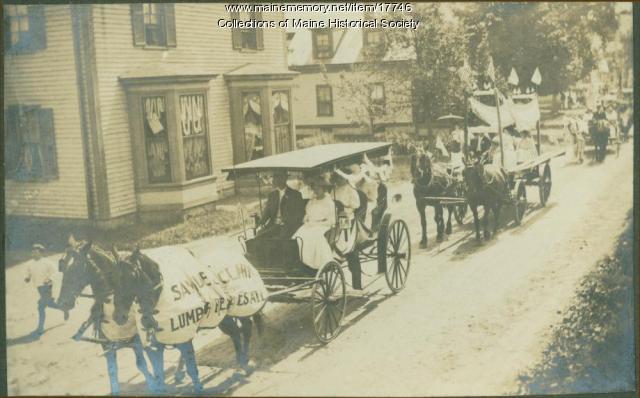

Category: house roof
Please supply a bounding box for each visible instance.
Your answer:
[288,28,415,68]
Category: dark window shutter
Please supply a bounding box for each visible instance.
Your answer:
[131,4,145,47]
[28,5,47,52]
[312,31,317,58]
[4,106,21,175]
[164,3,177,47]
[4,11,12,51]
[38,108,58,178]
[255,11,264,50]
[230,11,241,49]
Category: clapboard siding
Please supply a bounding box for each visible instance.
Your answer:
[293,69,413,129]
[91,4,287,216]
[4,5,88,219]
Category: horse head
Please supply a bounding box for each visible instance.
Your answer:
[410,150,433,188]
[56,236,93,311]
[113,248,163,330]
[462,155,486,195]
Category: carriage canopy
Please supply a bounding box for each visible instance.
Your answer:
[468,91,540,134]
[222,142,392,179]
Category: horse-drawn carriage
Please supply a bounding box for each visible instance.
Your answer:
[222,142,411,343]
[414,88,563,244]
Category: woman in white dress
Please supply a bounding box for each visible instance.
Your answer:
[516,130,538,164]
[293,179,336,270]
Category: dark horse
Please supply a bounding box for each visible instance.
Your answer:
[112,248,264,393]
[411,151,457,248]
[589,119,610,162]
[461,156,510,242]
[56,238,157,395]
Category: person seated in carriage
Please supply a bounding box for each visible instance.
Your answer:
[516,130,538,164]
[292,176,336,270]
[255,170,305,239]
[489,132,517,170]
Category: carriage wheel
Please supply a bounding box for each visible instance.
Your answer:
[383,220,411,293]
[538,164,552,206]
[311,261,347,344]
[514,181,528,225]
[453,184,467,225]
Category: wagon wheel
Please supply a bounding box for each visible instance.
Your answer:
[538,163,552,206]
[382,220,411,293]
[514,181,528,225]
[311,261,347,344]
[453,184,467,225]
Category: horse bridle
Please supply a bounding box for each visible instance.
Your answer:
[124,256,164,342]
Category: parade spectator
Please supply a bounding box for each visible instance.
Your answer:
[567,118,585,163]
[25,244,68,337]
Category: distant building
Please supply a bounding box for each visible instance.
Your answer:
[4,4,297,225]
[287,21,415,144]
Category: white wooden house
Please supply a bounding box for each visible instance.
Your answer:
[287,23,415,142]
[4,4,297,225]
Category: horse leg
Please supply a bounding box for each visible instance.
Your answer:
[174,355,186,384]
[470,205,481,242]
[483,205,491,240]
[239,317,255,373]
[493,203,501,235]
[176,341,202,393]
[131,335,156,392]
[445,205,453,235]
[219,316,244,368]
[417,200,428,248]
[146,344,166,393]
[435,205,444,242]
[103,344,120,396]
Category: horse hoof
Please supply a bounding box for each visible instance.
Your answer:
[419,241,428,249]
[445,227,452,235]
[193,383,204,394]
[436,235,444,242]
[174,371,185,384]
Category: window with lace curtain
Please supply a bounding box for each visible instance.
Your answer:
[242,92,264,161]
[142,96,171,183]
[179,94,211,180]
[272,90,292,153]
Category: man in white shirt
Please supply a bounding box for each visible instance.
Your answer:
[25,244,67,336]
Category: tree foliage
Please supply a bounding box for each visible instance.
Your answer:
[458,2,619,95]
[341,3,620,129]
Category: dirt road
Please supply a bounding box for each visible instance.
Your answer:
[5,144,634,396]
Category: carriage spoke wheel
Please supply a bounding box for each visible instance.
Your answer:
[384,220,411,293]
[538,164,552,206]
[514,181,527,225]
[311,261,346,344]
[454,184,468,225]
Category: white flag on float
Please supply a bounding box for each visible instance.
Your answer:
[531,67,542,86]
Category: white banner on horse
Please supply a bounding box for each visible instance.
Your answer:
[201,250,267,318]
[139,246,228,345]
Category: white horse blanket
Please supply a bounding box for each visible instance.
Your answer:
[136,246,228,345]
[200,249,268,317]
